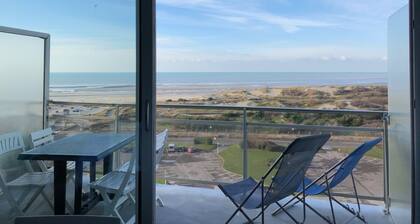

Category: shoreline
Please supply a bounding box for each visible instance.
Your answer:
[50,83,387,106]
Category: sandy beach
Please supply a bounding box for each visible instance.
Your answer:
[48,84,387,202]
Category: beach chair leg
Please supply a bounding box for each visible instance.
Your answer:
[275,202,301,224]
[351,173,363,215]
[260,183,265,224]
[220,183,261,224]
[325,175,337,224]
[324,173,366,223]
[301,179,307,224]
[330,194,367,223]
[272,193,301,216]
[156,195,164,207]
[295,196,332,224]
[226,203,253,224]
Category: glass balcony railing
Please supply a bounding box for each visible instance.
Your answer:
[47,100,389,210]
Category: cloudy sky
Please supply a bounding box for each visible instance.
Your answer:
[0,0,408,72]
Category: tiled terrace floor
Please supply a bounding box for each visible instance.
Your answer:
[0,181,395,224]
[156,185,394,224]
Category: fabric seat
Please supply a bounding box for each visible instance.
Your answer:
[91,171,135,194]
[219,134,331,224]
[273,137,383,224]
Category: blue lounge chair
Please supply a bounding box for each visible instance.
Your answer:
[218,134,331,224]
[272,137,383,224]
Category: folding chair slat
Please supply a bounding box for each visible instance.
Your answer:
[0,132,54,217]
[93,129,168,224]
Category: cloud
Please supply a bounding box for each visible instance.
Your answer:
[238,11,334,33]
[321,0,407,28]
[51,38,135,72]
[158,0,334,33]
[158,44,385,65]
[207,15,248,24]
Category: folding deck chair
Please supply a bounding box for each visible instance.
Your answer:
[91,149,136,224]
[30,128,77,213]
[272,137,383,224]
[0,132,53,217]
[118,129,168,207]
[91,130,168,224]
[218,134,330,224]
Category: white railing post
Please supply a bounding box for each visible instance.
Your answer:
[243,108,248,179]
[114,106,121,168]
[383,113,390,214]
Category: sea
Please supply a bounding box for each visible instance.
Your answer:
[50,72,387,94]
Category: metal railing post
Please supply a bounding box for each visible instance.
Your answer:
[114,106,121,168]
[383,113,390,214]
[243,108,248,179]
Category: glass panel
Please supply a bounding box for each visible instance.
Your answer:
[156,107,243,185]
[0,32,44,138]
[0,1,136,223]
[388,4,411,223]
[0,31,46,223]
[156,0,409,223]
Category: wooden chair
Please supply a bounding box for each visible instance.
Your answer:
[91,130,168,224]
[91,154,135,224]
[30,128,75,213]
[118,129,168,206]
[15,215,120,224]
[0,132,53,217]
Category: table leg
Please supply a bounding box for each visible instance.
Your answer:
[103,154,113,174]
[54,161,67,215]
[74,161,83,214]
[90,161,96,198]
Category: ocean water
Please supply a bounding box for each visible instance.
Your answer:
[50,72,387,92]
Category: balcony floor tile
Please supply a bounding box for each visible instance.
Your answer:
[156,184,394,224]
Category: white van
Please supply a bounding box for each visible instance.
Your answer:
[168,143,175,152]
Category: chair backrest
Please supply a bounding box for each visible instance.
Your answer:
[30,127,54,148]
[30,128,54,172]
[0,132,32,195]
[0,132,25,155]
[156,129,168,150]
[15,215,121,224]
[329,137,382,188]
[156,129,168,166]
[264,134,330,205]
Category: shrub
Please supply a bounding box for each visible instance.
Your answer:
[194,136,213,145]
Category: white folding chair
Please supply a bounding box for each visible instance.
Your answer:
[118,129,168,207]
[30,128,75,213]
[91,153,136,224]
[0,132,54,216]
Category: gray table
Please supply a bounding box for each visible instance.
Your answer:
[18,132,135,215]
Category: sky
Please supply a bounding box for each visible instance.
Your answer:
[0,0,408,72]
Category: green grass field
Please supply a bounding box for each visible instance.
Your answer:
[219,144,280,180]
[219,144,383,181]
[338,146,383,159]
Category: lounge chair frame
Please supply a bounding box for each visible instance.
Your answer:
[272,137,383,224]
[219,134,331,224]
